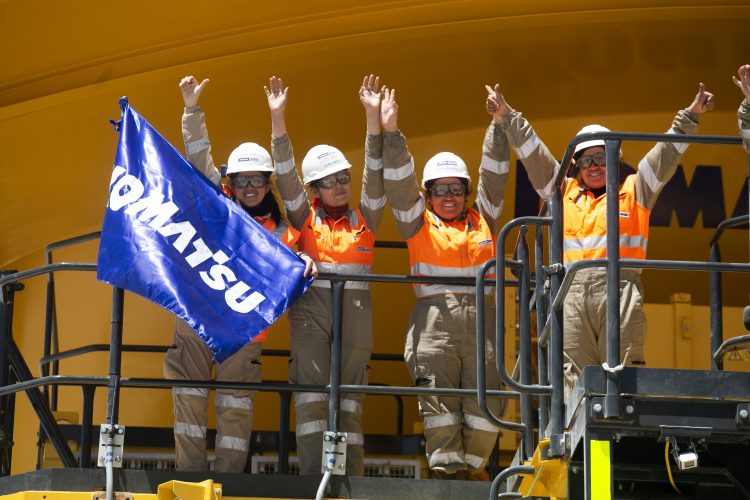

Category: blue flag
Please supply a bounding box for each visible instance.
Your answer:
[97,97,312,362]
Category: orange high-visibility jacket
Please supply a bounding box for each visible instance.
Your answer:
[408,208,495,298]
[562,175,649,263]
[253,217,299,343]
[296,205,375,290]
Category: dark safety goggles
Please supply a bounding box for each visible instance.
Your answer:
[429,182,466,197]
[577,153,607,169]
[231,174,268,188]
[315,171,351,189]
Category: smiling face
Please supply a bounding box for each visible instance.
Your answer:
[426,177,466,221]
[310,169,351,208]
[577,146,607,190]
[228,171,271,208]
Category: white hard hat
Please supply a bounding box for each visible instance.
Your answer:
[226,142,273,175]
[573,124,611,155]
[421,152,471,188]
[301,145,352,185]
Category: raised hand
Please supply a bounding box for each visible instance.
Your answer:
[732,64,750,105]
[687,83,715,114]
[264,76,288,115]
[484,84,513,122]
[380,87,399,132]
[265,76,289,138]
[179,76,209,108]
[359,74,382,111]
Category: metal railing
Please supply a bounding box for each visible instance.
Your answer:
[0,253,524,476]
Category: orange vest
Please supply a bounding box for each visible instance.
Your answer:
[253,217,299,343]
[562,175,650,263]
[407,208,495,298]
[296,205,375,290]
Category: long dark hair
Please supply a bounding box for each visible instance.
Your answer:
[229,172,287,226]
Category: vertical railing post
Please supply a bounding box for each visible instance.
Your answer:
[517,227,534,459]
[277,391,292,474]
[106,287,124,425]
[79,385,96,468]
[329,281,345,433]
[708,243,723,370]
[535,224,549,440]
[0,274,20,476]
[604,139,622,419]
[548,187,565,457]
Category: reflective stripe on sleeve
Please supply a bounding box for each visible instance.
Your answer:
[480,155,509,175]
[538,162,560,199]
[514,133,541,159]
[365,156,383,171]
[392,197,425,224]
[275,157,296,175]
[637,157,662,193]
[666,129,689,154]
[384,160,414,181]
[283,191,307,212]
[476,194,502,221]
[185,138,210,155]
[361,193,387,211]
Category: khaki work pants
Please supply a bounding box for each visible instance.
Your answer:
[404,293,502,475]
[562,269,646,400]
[163,318,262,472]
[288,286,372,476]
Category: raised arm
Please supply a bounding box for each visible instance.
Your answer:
[358,74,387,233]
[381,87,425,240]
[265,76,310,231]
[635,83,714,209]
[179,76,221,185]
[476,86,511,236]
[733,64,750,154]
[487,83,561,199]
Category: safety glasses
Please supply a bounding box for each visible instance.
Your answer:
[315,171,351,189]
[231,175,268,188]
[577,153,607,169]
[429,183,466,197]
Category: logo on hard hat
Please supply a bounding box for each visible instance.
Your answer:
[437,160,458,167]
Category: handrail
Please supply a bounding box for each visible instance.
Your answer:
[0,375,520,400]
[493,216,553,395]
[0,258,523,475]
[714,334,750,364]
[708,214,749,370]
[41,345,405,367]
[708,215,748,248]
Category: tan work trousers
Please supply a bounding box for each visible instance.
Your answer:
[404,293,502,475]
[288,286,372,476]
[163,318,262,472]
[562,269,646,400]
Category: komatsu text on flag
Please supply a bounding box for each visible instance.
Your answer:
[97,97,312,362]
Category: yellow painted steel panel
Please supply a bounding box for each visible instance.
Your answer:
[590,440,612,500]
